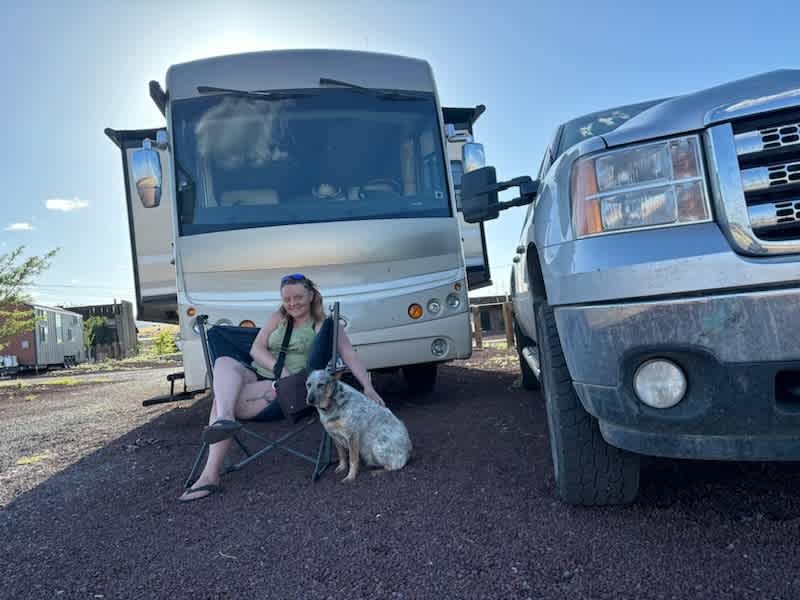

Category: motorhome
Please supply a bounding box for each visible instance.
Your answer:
[106,50,489,394]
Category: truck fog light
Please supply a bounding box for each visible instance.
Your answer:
[446,293,461,309]
[427,299,442,314]
[431,338,448,357]
[634,359,687,409]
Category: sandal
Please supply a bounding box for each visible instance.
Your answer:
[202,419,242,444]
[178,483,223,503]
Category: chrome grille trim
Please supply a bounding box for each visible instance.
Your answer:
[735,123,800,156]
[740,166,771,193]
[704,124,800,255]
[740,160,800,192]
[748,200,800,230]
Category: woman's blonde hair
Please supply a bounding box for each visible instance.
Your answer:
[279,275,326,325]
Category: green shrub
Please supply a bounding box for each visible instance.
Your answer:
[152,330,178,355]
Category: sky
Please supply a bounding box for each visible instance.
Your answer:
[2,0,799,316]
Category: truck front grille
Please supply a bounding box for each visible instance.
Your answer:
[734,112,800,241]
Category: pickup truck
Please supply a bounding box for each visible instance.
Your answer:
[461,69,800,506]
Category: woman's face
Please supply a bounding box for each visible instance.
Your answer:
[281,282,312,319]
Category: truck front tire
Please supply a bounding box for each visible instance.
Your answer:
[536,299,640,506]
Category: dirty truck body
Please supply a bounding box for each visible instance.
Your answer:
[106,50,490,394]
[462,70,800,505]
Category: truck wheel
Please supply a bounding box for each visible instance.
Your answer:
[536,299,640,505]
[514,321,540,391]
[402,362,438,394]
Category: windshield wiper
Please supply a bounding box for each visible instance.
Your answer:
[318,78,425,100]
[196,86,312,100]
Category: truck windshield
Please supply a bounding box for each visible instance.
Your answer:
[557,98,666,156]
[171,89,451,235]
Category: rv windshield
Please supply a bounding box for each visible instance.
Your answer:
[171,89,451,235]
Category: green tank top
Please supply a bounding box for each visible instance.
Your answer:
[251,319,316,379]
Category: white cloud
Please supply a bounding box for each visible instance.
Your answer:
[4,222,34,231]
[46,197,89,212]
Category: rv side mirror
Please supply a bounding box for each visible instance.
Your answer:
[132,139,163,208]
[462,142,485,174]
[461,166,499,223]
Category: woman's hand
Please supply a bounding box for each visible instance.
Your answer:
[364,386,385,407]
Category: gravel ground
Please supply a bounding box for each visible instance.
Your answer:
[2,349,800,599]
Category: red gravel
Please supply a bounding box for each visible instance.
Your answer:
[2,349,800,599]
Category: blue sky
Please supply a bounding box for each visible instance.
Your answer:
[2,0,798,313]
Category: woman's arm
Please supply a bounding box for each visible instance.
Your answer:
[337,324,385,406]
[249,311,283,372]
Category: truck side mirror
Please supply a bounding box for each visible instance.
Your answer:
[461,166,499,223]
[132,139,163,208]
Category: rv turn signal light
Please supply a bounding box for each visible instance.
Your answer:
[408,304,423,319]
[186,307,197,317]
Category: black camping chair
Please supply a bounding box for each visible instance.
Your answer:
[184,303,345,488]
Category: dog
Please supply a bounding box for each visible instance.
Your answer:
[306,369,412,482]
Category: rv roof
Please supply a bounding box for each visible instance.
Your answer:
[165,50,436,102]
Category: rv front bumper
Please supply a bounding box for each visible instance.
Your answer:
[348,311,473,370]
[554,286,800,460]
[179,310,473,391]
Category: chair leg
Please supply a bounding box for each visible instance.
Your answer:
[232,434,251,456]
[184,442,209,489]
[312,431,336,481]
[186,423,335,486]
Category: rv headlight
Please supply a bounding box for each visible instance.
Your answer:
[571,135,711,238]
[427,299,442,314]
[446,293,461,309]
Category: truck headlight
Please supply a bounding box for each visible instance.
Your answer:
[571,135,711,238]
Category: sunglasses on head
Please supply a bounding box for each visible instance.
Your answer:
[281,273,307,284]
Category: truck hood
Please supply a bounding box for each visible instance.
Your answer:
[602,69,800,148]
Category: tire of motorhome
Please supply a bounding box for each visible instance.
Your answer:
[402,362,438,394]
[514,320,540,391]
[535,299,640,506]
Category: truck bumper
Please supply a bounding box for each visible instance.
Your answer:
[555,286,800,460]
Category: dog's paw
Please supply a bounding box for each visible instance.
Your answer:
[335,463,347,474]
[342,474,356,483]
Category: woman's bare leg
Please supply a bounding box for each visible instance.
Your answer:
[179,357,267,501]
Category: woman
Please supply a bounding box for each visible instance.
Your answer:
[179,273,384,503]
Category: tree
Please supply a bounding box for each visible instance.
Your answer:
[0,246,59,351]
[152,329,177,355]
[83,316,114,352]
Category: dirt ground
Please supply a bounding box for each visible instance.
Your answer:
[2,348,800,599]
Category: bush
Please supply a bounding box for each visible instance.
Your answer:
[152,330,177,355]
